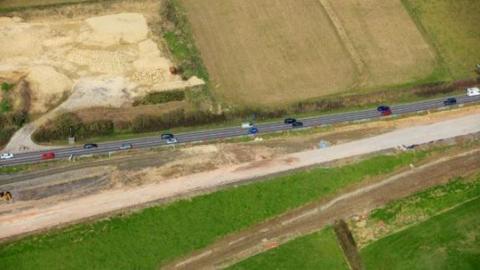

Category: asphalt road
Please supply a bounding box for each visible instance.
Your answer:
[1,95,479,167]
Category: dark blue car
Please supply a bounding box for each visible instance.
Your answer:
[248,127,259,135]
[443,97,457,106]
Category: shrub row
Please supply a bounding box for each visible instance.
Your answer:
[33,113,114,142]
[33,77,480,142]
[0,111,28,146]
[133,90,185,106]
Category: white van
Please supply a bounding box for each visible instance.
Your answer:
[241,122,253,129]
[466,87,480,97]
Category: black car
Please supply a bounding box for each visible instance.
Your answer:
[161,133,174,140]
[83,143,98,149]
[292,121,304,128]
[377,105,390,112]
[443,97,457,106]
[284,118,297,124]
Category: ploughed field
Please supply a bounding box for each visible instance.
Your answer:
[181,0,436,106]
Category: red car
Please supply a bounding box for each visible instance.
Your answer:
[41,152,55,160]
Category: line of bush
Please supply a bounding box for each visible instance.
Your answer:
[133,90,186,106]
[0,111,28,146]
[33,76,480,143]
[33,113,114,142]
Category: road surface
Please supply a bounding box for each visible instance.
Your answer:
[0,113,479,241]
[1,95,479,167]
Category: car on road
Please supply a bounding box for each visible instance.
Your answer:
[41,152,55,160]
[443,97,457,106]
[292,121,304,128]
[166,138,178,144]
[284,118,297,124]
[0,153,14,160]
[248,127,259,135]
[119,143,133,150]
[466,87,480,97]
[83,143,98,149]
[377,105,392,116]
[161,133,174,140]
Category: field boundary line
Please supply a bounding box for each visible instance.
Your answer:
[317,0,366,77]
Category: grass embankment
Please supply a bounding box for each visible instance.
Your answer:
[0,151,428,269]
[230,227,349,270]
[362,195,480,270]
[402,0,480,80]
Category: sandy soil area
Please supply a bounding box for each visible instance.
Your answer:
[0,11,203,152]
[0,13,202,114]
[0,113,479,241]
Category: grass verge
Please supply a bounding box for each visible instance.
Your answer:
[0,150,430,269]
[229,227,349,270]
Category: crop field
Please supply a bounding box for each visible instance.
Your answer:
[0,0,101,9]
[180,0,436,106]
[230,228,349,270]
[361,196,480,270]
[403,0,480,80]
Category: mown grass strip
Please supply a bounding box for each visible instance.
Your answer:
[229,227,349,270]
[0,150,429,269]
[163,0,209,82]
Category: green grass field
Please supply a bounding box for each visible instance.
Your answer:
[402,0,480,80]
[230,227,349,270]
[0,151,427,269]
[228,176,480,270]
[361,196,480,270]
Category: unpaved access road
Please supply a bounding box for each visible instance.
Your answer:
[0,114,479,241]
[166,149,480,269]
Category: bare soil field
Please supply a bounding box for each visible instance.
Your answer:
[0,0,205,151]
[181,0,435,106]
[0,4,202,114]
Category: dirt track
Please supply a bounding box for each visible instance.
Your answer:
[165,149,480,269]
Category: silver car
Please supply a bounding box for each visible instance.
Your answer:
[166,138,178,144]
[120,143,133,150]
